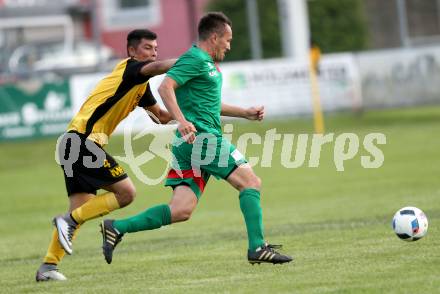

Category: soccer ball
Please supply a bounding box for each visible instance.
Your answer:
[392,207,428,241]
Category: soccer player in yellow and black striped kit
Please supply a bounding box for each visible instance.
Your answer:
[36,29,175,281]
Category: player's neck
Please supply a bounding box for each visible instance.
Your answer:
[197,41,215,60]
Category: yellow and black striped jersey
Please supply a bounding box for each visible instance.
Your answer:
[67,58,157,146]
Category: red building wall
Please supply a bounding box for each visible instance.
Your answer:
[99,0,210,59]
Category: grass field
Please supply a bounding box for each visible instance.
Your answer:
[0,106,439,293]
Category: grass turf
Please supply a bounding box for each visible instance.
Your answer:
[0,106,439,293]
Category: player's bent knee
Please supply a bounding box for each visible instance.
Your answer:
[253,176,262,190]
[179,208,193,221]
[249,179,261,190]
[124,188,137,205]
[179,211,192,222]
[116,187,136,208]
[171,208,193,222]
[243,175,261,191]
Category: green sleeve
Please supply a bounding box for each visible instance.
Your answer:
[166,53,204,86]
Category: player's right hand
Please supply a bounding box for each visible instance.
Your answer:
[178,120,197,144]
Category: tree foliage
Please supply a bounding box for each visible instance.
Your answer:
[206,0,368,61]
[309,0,368,52]
[207,0,281,61]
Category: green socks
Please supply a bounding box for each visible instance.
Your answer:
[112,191,264,252]
[239,188,265,251]
[113,204,171,234]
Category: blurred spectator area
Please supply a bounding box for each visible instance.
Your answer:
[1,0,440,82]
[0,0,209,82]
[7,40,115,77]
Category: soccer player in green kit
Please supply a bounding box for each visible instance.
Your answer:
[100,12,292,265]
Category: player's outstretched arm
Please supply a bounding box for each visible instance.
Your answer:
[140,59,177,76]
[144,104,173,124]
[158,76,197,143]
[221,103,265,121]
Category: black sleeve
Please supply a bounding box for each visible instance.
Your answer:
[138,83,157,108]
[123,59,152,84]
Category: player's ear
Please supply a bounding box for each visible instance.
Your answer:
[127,46,136,58]
[210,33,218,44]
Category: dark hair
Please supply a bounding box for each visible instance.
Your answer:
[126,29,157,56]
[198,12,232,41]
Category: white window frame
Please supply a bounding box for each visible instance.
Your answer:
[101,0,161,30]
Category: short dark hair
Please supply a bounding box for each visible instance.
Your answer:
[198,12,232,41]
[126,29,157,55]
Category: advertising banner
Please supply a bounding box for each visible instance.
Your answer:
[220,54,361,116]
[357,45,440,108]
[0,79,72,141]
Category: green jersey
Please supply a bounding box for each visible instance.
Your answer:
[166,44,222,135]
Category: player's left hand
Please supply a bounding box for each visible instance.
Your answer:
[244,106,264,121]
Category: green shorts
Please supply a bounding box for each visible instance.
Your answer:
[165,132,247,199]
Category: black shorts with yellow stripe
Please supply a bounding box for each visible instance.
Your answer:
[59,131,127,196]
